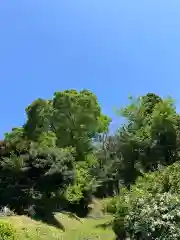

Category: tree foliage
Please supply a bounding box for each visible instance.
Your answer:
[95,93,179,197]
[24,90,110,160]
[1,89,180,234]
[0,89,110,217]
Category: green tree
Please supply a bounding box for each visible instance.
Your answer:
[119,94,177,172]
[24,90,110,161]
[52,90,110,160]
[96,93,178,192]
[0,139,75,215]
[1,89,111,217]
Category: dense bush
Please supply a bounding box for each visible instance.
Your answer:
[133,162,180,195]
[101,197,117,214]
[125,193,180,239]
[112,187,147,239]
[112,162,180,239]
[0,142,75,215]
[64,159,98,217]
[102,188,129,215]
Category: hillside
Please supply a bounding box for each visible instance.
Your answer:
[1,213,114,240]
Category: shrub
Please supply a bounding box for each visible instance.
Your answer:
[65,160,99,217]
[112,162,180,239]
[102,197,118,214]
[0,220,16,239]
[132,161,180,196]
[112,201,129,239]
[112,187,147,239]
[102,188,129,215]
[125,193,180,239]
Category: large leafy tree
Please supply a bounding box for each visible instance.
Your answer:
[24,90,110,161]
[118,93,178,182]
[0,89,111,216]
[95,93,179,193]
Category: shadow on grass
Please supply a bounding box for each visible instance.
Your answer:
[95,220,112,229]
[32,212,65,232]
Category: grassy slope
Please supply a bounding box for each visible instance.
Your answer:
[3,213,115,240]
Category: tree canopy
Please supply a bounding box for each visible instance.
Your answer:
[1,90,180,221]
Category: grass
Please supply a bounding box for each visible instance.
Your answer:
[1,213,115,239]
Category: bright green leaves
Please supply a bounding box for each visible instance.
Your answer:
[23,89,110,161]
[52,90,107,144]
[117,94,178,174]
[24,98,53,142]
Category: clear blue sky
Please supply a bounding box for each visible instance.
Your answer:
[1,1,180,138]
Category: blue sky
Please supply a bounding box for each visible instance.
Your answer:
[1,1,180,138]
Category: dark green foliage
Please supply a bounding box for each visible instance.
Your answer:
[94,134,123,197]
[24,98,53,142]
[0,139,75,214]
